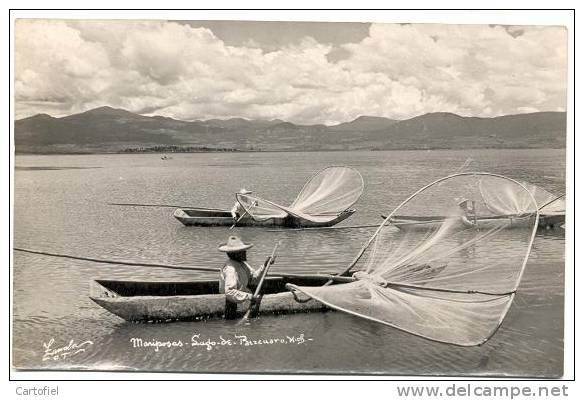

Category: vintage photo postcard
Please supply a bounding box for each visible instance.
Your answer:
[11,17,568,377]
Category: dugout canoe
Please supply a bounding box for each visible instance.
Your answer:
[89,275,338,322]
[382,213,564,231]
[173,207,355,228]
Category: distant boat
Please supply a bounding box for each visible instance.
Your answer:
[174,166,364,228]
[382,179,565,231]
[174,207,355,228]
[161,155,173,160]
[386,213,564,231]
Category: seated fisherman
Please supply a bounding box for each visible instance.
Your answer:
[457,198,477,228]
[230,188,252,220]
[218,235,273,319]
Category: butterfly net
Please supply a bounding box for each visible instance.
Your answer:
[289,166,364,215]
[479,180,565,215]
[237,166,364,223]
[288,173,539,346]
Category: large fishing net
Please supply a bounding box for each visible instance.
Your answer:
[236,166,364,223]
[288,173,539,346]
[479,179,565,215]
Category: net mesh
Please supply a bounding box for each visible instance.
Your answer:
[289,173,539,346]
[235,195,288,221]
[289,166,364,215]
[237,166,364,223]
[540,196,566,214]
[479,180,565,215]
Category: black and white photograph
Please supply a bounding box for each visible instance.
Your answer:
[10,12,570,379]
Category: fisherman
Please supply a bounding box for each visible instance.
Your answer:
[457,198,477,228]
[230,188,252,220]
[218,235,274,319]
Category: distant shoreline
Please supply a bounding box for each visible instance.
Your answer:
[14,146,567,155]
[15,108,567,155]
[118,145,241,154]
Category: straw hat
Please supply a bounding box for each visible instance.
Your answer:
[218,236,254,253]
[238,188,253,195]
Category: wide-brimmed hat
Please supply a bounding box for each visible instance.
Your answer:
[238,188,253,195]
[218,236,254,253]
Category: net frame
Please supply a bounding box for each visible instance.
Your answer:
[234,194,288,221]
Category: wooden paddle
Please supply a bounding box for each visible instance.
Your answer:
[229,209,249,230]
[240,242,280,322]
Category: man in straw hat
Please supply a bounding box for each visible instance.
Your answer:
[218,235,274,319]
[230,188,253,220]
[456,197,477,228]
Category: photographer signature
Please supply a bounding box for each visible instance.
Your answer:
[130,332,314,352]
[42,338,94,361]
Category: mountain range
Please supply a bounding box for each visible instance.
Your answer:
[14,106,566,153]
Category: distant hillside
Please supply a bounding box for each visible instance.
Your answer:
[14,106,566,153]
[329,115,399,132]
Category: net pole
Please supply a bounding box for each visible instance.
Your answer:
[538,193,566,211]
[328,217,392,281]
[14,247,220,273]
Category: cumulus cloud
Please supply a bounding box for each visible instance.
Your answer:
[14,20,567,124]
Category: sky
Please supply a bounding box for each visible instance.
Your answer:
[14,20,567,124]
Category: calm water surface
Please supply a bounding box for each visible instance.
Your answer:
[12,149,565,376]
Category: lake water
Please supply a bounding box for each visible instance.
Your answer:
[12,149,565,376]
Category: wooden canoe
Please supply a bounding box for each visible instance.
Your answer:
[382,213,565,231]
[173,207,355,228]
[537,212,565,229]
[90,275,338,322]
